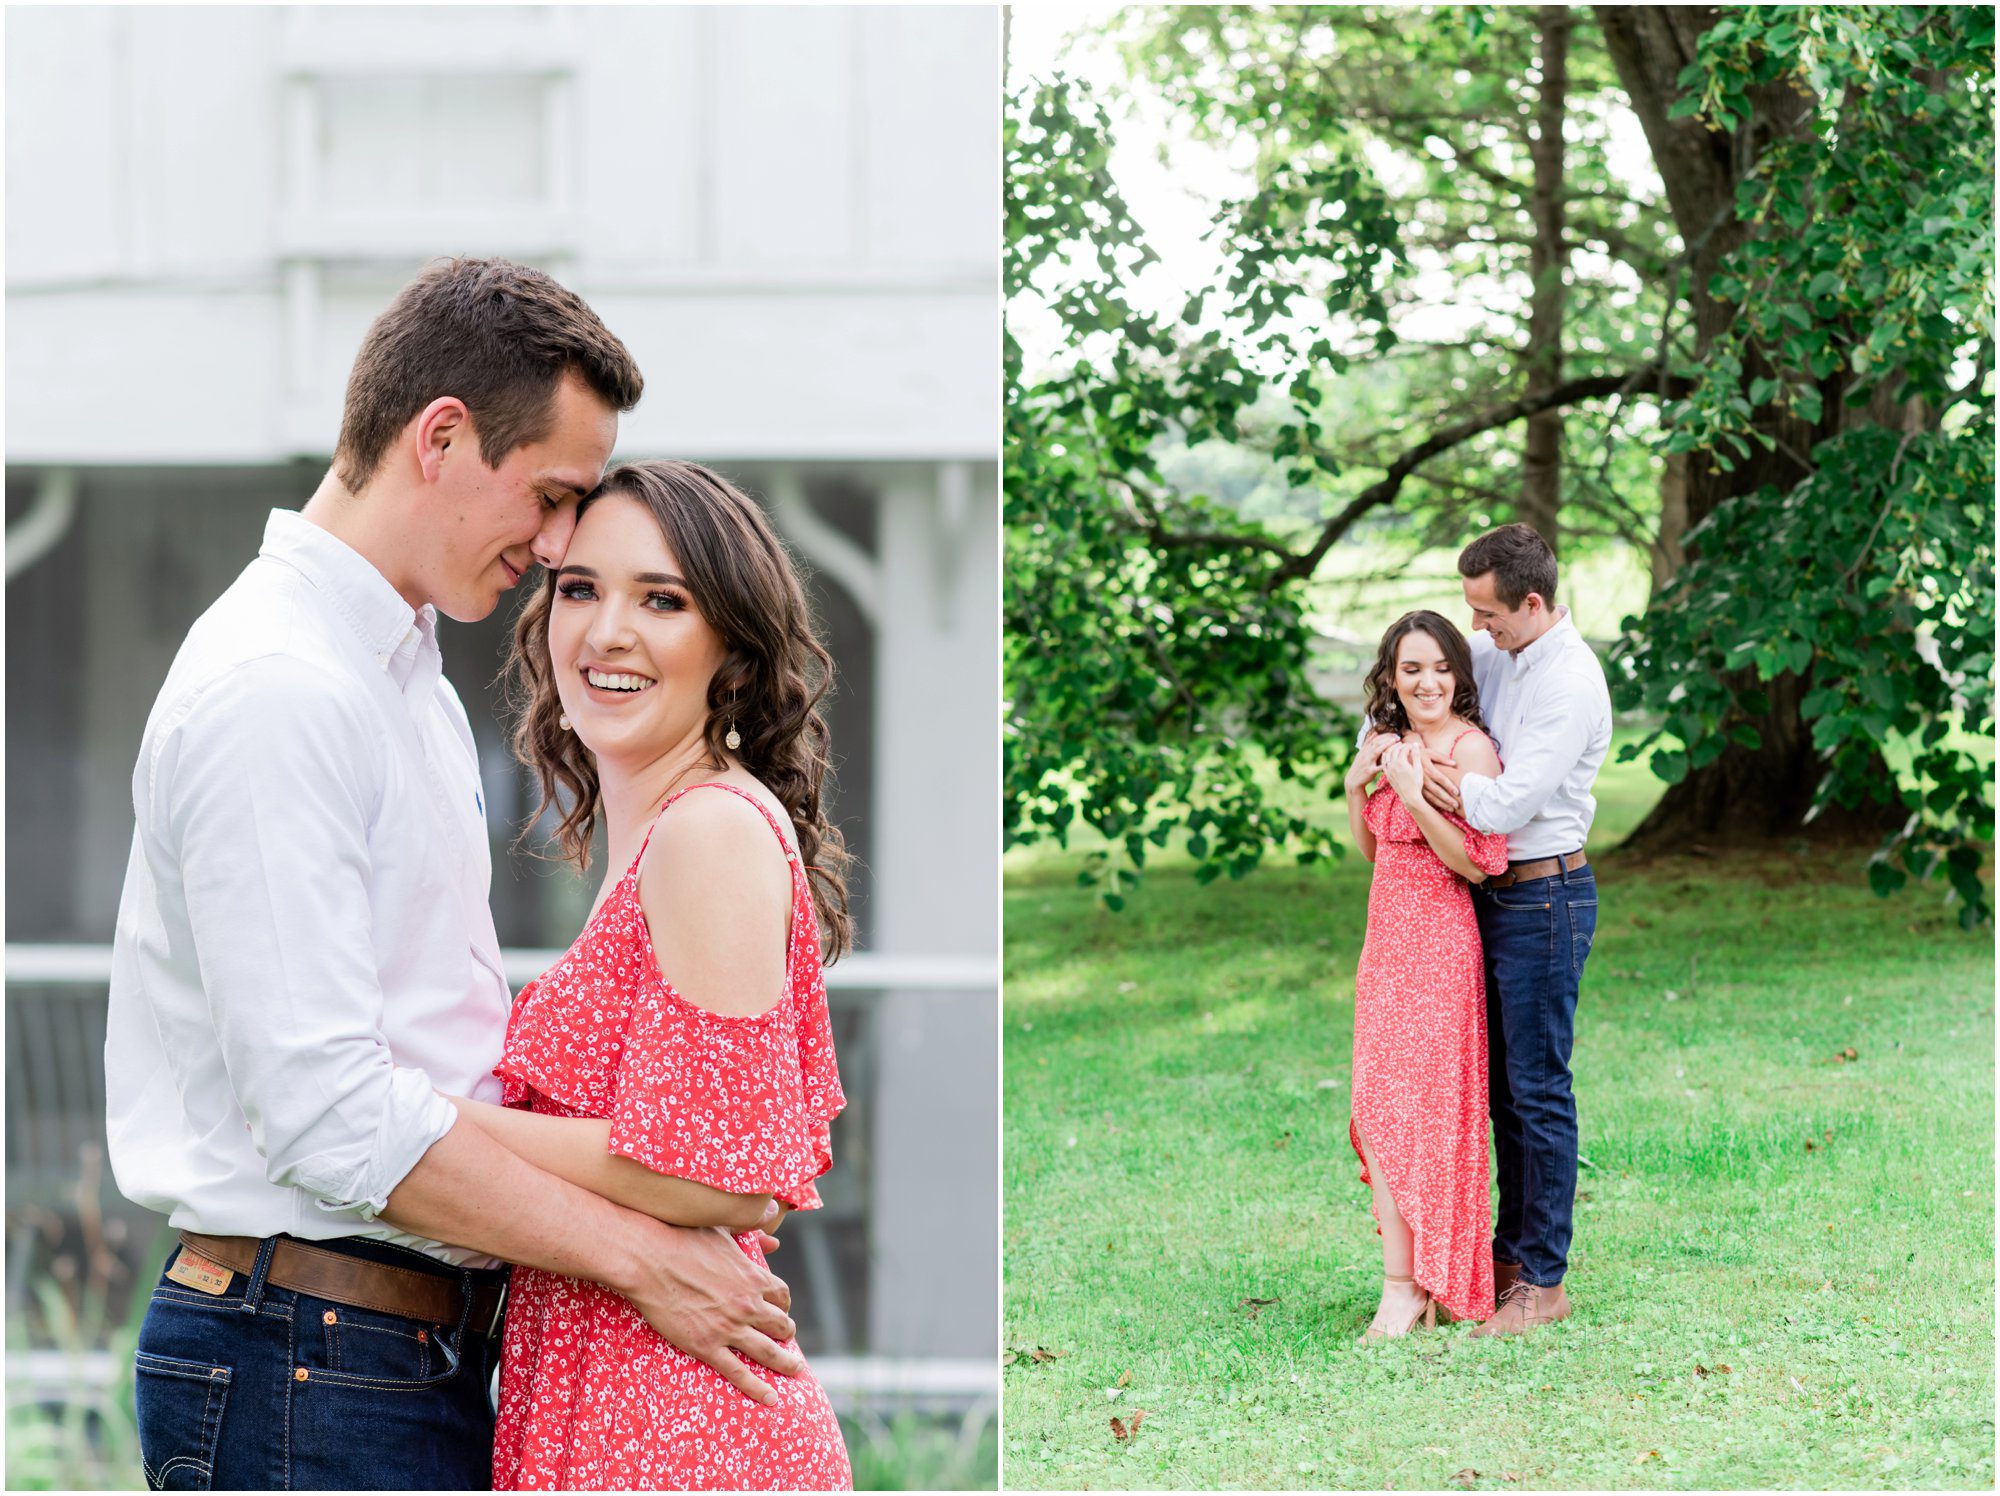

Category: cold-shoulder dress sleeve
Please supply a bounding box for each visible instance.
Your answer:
[1447,728,1511,877]
[604,784,846,1210]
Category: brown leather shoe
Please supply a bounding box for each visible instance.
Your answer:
[1493,1259,1522,1299]
[1471,1278,1571,1337]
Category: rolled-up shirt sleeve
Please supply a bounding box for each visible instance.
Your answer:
[153,657,456,1217]
[1459,679,1594,836]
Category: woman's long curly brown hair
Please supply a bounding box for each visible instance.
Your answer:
[504,459,853,961]
[1362,610,1486,737]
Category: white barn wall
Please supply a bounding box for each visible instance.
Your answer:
[7,6,997,463]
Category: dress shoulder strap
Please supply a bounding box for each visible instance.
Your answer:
[644,781,805,893]
[1445,724,1488,757]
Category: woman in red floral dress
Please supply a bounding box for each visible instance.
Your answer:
[448,460,853,1489]
[1344,611,1509,1339]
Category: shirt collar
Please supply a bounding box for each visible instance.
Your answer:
[1511,605,1576,671]
[259,509,439,683]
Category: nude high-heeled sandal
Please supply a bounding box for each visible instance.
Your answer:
[1361,1273,1436,1341]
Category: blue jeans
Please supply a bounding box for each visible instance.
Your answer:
[134,1235,508,1490]
[1475,861,1596,1288]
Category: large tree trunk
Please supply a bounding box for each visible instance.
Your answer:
[1520,5,1572,552]
[1597,5,1902,848]
[1648,451,1688,602]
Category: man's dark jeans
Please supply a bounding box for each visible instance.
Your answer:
[1475,860,1596,1288]
[133,1234,507,1491]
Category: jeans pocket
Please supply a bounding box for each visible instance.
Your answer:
[311,1299,447,1388]
[1568,897,1598,979]
[135,1352,231,1491]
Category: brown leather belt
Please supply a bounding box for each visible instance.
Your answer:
[178,1232,505,1334]
[1482,848,1588,890]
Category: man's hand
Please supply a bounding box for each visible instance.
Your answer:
[1421,750,1467,816]
[619,1218,804,1405]
[382,1114,803,1404]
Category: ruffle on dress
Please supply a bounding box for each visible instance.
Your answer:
[495,783,844,1210]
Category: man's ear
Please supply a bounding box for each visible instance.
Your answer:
[412,396,470,484]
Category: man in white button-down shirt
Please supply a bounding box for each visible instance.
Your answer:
[1401,524,1609,1338]
[109,259,803,1489]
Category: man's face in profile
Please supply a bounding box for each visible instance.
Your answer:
[422,373,618,623]
[1462,572,1543,655]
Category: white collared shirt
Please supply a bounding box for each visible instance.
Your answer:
[107,510,511,1266]
[1458,606,1612,858]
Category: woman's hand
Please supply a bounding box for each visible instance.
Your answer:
[1382,741,1426,804]
[1346,731,1396,794]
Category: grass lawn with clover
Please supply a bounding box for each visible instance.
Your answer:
[1001,736,1994,1490]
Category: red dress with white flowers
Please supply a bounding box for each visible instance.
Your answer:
[491,783,850,1491]
[1350,726,1509,1323]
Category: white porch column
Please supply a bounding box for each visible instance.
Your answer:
[865,460,999,1359]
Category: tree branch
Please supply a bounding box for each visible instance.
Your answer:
[1263,362,1689,588]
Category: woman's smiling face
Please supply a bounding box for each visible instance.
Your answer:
[1394,629,1455,730]
[548,492,731,765]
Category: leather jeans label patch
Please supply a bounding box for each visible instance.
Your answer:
[166,1247,235,1295]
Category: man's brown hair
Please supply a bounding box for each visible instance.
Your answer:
[1458,522,1558,610]
[332,257,643,493]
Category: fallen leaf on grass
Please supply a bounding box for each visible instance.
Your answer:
[1002,1345,1066,1368]
[1110,1408,1146,1443]
[1449,1469,1480,1487]
[1238,1296,1280,1318]
[1273,1131,1293,1150]
[1694,1364,1709,1378]
[1634,1450,1660,1465]
[1715,1363,1732,1373]
[1117,1370,1132,1387]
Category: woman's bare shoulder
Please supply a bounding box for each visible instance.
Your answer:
[1451,723,1502,774]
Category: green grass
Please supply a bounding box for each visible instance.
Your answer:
[1002,739,1994,1489]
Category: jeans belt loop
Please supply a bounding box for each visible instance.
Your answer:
[243,1235,280,1312]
